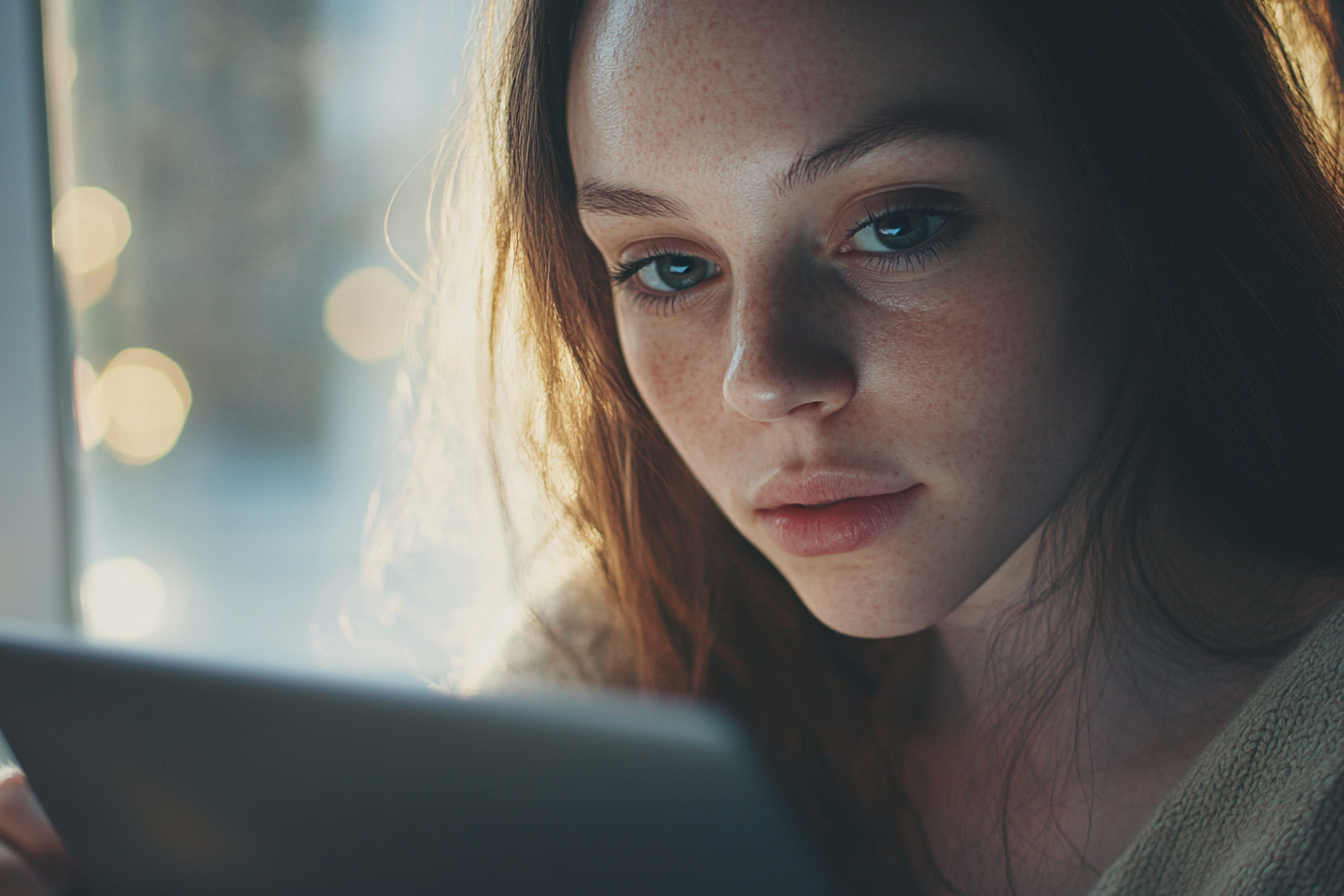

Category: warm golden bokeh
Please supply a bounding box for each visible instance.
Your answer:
[322,266,413,361]
[91,348,193,465]
[80,556,167,640]
[51,185,132,274]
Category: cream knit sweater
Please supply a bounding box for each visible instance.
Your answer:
[1089,598,1344,894]
[485,588,1344,893]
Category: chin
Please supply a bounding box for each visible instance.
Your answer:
[784,568,961,639]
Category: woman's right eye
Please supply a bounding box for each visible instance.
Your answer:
[632,254,719,293]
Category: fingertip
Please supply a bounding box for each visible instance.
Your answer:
[0,838,58,896]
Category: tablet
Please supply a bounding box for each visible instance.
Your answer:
[0,630,840,896]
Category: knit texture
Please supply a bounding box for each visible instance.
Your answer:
[484,589,1344,891]
[1090,599,1344,894]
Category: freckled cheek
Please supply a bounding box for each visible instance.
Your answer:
[859,276,1071,471]
[617,318,740,484]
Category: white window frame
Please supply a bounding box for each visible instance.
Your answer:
[0,0,76,627]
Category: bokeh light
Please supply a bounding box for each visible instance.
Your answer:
[92,348,193,465]
[51,186,132,274]
[80,557,167,641]
[64,257,118,314]
[322,266,412,361]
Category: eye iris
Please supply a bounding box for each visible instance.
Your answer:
[654,254,707,290]
[874,211,930,250]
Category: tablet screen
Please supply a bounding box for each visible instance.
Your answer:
[0,631,840,896]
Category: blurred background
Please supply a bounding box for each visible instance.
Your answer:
[43,0,505,684]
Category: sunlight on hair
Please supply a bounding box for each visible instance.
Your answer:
[92,348,193,465]
[51,186,132,275]
[1269,0,1339,136]
[314,4,587,692]
[80,556,167,641]
[339,92,567,691]
[323,266,413,361]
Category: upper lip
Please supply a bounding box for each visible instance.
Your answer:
[750,469,913,510]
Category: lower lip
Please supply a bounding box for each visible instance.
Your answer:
[755,486,922,557]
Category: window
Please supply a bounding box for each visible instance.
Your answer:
[3,0,510,687]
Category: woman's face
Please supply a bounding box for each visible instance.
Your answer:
[569,0,1130,637]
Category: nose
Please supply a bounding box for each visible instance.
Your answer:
[721,268,856,422]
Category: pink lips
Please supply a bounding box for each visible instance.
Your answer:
[752,473,922,557]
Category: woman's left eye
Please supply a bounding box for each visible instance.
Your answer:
[849,209,950,253]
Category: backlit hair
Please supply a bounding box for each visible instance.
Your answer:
[407,0,1344,890]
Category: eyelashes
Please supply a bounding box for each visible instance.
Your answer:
[610,247,719,313]
[608,198,967,308]
[610,248,707,287]
[840,200,963,274]
[845,199,963,241]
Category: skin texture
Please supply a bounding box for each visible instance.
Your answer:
[570,2,1276,893]
[570,0,1130,639]
[0,4,1282,895]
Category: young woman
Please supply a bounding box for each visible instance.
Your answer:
[474,0,1344,893]
[4,1,1343,894]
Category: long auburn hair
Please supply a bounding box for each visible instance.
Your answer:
[448,0,1344,890]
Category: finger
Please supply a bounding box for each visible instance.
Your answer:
[0,837,57,896]
[0,772,73,889]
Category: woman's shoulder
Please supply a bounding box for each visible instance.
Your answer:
[1091,597,1344,894]
[474,572,636,693]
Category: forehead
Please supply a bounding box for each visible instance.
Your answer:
[568,0,1038,187]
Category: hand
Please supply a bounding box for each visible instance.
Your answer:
[0,770,74,896]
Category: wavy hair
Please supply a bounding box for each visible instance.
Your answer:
[414,0,1344,890]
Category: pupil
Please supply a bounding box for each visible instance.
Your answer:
[657,255,705,290]
[875,211,929,250]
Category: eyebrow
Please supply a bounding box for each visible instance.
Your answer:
[576,181,691,218]
[575,103,1008,220]
[777,103,1010,195]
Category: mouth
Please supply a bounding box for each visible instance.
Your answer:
[753,481,922,558]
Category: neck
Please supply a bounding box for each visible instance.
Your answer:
[899,506,1325,896]
[923,501,1309,741]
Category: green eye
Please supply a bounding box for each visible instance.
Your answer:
[636,254,717,292]
[852,210,946,252]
